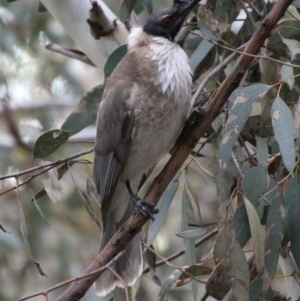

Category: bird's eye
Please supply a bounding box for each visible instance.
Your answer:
[160,15,172,26]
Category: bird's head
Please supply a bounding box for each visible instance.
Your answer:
[143,0,199,41]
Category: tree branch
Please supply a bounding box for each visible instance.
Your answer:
[54,1,293,300]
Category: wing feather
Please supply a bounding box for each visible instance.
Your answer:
[93,59,135,228]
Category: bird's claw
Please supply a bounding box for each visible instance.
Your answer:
[125,180,157,220]
[131,195,156,221]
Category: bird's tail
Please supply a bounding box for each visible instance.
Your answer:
[94,213,143,296]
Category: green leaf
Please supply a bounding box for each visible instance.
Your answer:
[231,241,250,301]
[220,84,270,167]
[249,279,262,301]
[294,96,300,139]
[61,85,104,136]
[182,188,197,301]
[234,203,251,247]
[280,64,294,90]
[242,166,270,207]
[176,228,207,239]
[142,0,153,14]
[214,229,250,301]
[119,0,138,22]
[293,0,300,8]
[104,45,127,78]
[263,196,285,294]
[285,172,300,269]
[158,265,212,301]
[189,39,214,73]
[147,175,179,246]
[244,196,264,275]
[198,21,220,41]
[256,136,269,166]
[271,96,296,174]
[33,129,69,159]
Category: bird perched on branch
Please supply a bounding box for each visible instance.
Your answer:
[93,0,199,296]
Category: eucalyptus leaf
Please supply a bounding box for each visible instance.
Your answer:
[271,96,295,174]
[244,196,264,275]
[147,175,179,246]
[285,172,300,269]
[61,85,104,136]
[104,45,127,78]
[33,129,69,159]
[220,84,270,167]
[263,196,285,294]
[42,168,63,203]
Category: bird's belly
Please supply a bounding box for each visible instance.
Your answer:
[121,99,189,184]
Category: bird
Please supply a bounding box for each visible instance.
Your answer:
[93,0,198,296]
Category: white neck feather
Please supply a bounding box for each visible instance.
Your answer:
[128,27,192,101]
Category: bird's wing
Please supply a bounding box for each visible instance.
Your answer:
[93,78,135,227]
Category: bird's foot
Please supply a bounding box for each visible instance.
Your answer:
[125,181,157,221]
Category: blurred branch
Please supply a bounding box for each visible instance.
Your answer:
[54,1,293,300]
[1,91,31,152]
[17,251,126,301]
[0,148,94,196]
[40,0,128,74]
[46,44,95,66]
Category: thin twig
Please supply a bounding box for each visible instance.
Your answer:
[17,251,126,301]
[0,147,94,180]
[190,30,300,69]
[142,243,208,284]
[244,0,264,18]
[239,0,257,31]
[192,50,240,107]
[143,229,218,273]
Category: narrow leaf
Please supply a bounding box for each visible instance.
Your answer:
[255,136,269,166]
[280,64,294,90]
[189,39,214,73]
[104,45,127,78]
[242,166,270,207]
[43,168,63,203]
[18,195,46,276]
[244,196,264,275]
[78,188,102,231]
[285,172,300,269]
[147,175,179,246]
[33,162,72,201]
[220,84,270,167]
[176,228,207,239]
[234,203,251,247]
[61,85,104,136]
[158,265,212,301]
[271,96,296,173]
[263,196,285,293]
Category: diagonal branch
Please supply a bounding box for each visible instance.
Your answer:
[53,1,293,300]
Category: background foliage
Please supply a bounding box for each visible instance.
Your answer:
[1,0,300,301]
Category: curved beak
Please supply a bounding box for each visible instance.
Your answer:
[169,0,200,38]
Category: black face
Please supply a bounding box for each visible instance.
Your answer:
[143,0,199,40]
